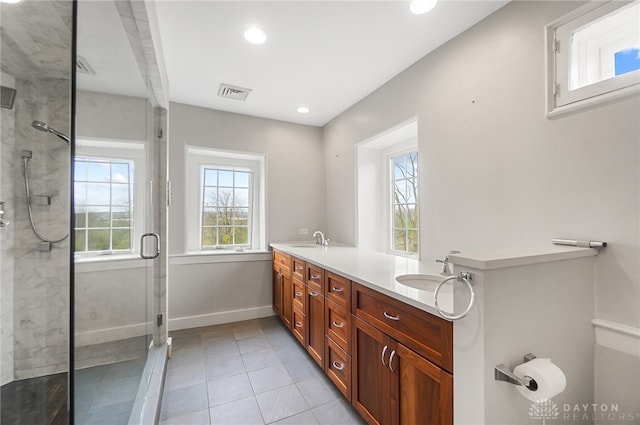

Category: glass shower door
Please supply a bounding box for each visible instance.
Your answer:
[73,1,167,423]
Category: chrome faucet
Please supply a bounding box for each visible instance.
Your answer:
[436,250,460,276]
[313,231,329,246]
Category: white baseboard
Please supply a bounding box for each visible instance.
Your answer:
[75,322,150,347]
[73,306,277,346]
[593,318,640,357]
[168,305,275,331]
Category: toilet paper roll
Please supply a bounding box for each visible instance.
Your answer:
[513,358,566,402]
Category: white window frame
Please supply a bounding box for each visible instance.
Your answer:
[386,147,419,258]
[356,119,419,259]
[546,0,640,117]
[74,138,146,257]
[186,146,266,253]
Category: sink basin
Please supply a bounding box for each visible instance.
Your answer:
[396,274,440,291]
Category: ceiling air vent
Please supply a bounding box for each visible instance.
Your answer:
[218,83,252,101]
[76,56,96,75]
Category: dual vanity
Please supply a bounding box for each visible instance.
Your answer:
[271,242,455,425]
[271,241,599,425]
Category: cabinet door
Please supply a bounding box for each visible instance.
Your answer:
[272,268,283,317]
[306,286,325,368]
[393,343,453,425]
[352,317,392,425]
[281,272,293,329]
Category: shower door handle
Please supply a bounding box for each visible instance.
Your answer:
[140,233,160,259]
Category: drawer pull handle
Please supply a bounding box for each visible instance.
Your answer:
[383,311,400,321]
[381,345,388,367]
[295,291,303,297]
[295,266,303,271]
[280,258,285,263]
[309,291,320,297]
[310,274,320,280]
[332,320,344,329]
[332,361,344,371]
[295,322,303,328]
[388,350,396,373]
[331,286,344,293]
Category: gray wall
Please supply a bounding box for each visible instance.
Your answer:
[168,103,324,328]
[323,0,639,415]
[324,1,639,327]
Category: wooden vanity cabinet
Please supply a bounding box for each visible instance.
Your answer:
[352,283,453,425]
[324,272,352,400]
[305,263,325,368]
[272,251,292,329]
[272,249,453,425]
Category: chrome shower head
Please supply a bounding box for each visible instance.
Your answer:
[31,120,70,144]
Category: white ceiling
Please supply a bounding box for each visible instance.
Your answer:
[155,1,509,127]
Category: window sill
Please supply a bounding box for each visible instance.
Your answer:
[547,83,640,119]
[170,250,272,265]
[75,254,146,273]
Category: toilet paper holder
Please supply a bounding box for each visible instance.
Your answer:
[495,353,538,391]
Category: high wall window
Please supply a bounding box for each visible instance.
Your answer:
[74,139,145,256]
[547,0,640,116]
[186,147,266,253]
[390,151,419,255]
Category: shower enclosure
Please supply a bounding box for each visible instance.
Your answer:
[1,0,168,424]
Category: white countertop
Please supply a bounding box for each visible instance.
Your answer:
[448,245,598,270]
[270,242,600,322]
[270,242,453,319]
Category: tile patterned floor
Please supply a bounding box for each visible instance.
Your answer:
[160,317,366,425]
[75,357,146,425]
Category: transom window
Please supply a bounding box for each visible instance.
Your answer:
[547,0,640,116]
[201,167,253,248]
[390,151,419,255]
[74,158,134,253]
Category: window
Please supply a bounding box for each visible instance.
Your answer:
[186,147,265,252]
[547,1,640,116]
[390,151,419,255]
[356,119,419,258]
[201,168,252,248]
[74,139,145,256]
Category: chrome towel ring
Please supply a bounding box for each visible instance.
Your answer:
[433,272,475,320]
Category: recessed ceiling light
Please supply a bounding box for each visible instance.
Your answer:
[297,106,310,114]
[410,0,437,15]
[244,27,267,45]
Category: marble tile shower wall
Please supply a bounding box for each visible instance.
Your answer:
[10,77,70,380]
[1,73,16,386]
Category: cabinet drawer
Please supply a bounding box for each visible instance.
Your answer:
[292,257,306,282]
[273,251,291,272]
[352,283,453,372]
[306,263,324,293]
[325,299,350,354]
[325,272,350,310]
[292,278,306,313]
[292,307,306,347]
[325,336,351,401]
